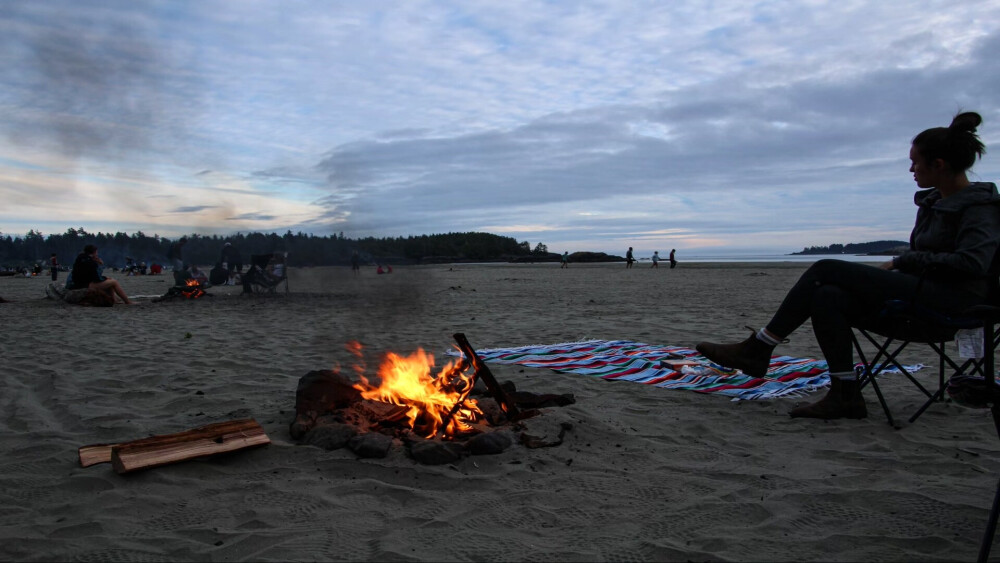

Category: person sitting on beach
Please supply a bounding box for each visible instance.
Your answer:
[70,244,135,305]
[696,111,999,420]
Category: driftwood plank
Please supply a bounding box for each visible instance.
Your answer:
[78,419,270,473]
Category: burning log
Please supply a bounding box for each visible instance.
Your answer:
[78,419,270,474]
[453,333,520,419]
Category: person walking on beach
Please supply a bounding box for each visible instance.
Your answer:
[561,251,569,268]
[669,249,677,269]
[49,253,58,281]
[696,111,998,420]
[651,251,660,268]
[625,247,635,269]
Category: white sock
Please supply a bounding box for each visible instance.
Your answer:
[755,328,781,347]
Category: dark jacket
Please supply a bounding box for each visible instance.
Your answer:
[895,181,1000,296]
[70,253,101,289]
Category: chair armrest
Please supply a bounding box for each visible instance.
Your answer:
[961,304,1000,322]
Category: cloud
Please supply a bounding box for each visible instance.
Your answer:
[2,1,999,254]
[170,206,218,214]
[310,27,1000,252]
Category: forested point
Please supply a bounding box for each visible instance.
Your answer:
[792,240,908,255]
[0,228,623,269]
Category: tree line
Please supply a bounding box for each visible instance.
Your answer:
[0,228,559,269]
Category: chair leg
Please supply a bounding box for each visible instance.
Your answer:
[981,478,1000,563]
[852,332,896,426]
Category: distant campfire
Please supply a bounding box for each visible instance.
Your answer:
[152,279,209,302]
[290,334,575,464]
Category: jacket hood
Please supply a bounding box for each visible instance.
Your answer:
[914,181,1000,212]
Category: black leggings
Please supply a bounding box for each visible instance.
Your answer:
[765,259,983,372]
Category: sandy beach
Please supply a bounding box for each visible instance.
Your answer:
[1,261,998,562]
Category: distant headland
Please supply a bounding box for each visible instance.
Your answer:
[791,240,908,256]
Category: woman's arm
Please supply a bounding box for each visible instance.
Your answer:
[895,203,1000,277]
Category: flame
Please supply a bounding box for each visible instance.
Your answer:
[181,278,206,299]
[352,344,482,438]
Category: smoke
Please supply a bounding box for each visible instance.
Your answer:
[2,2,199,162]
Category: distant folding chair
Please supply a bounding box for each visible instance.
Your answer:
[242,252,289,295]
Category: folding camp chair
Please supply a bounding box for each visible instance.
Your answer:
[851,252,1000,427]
[851,301,997,427]
[241,252,289,295]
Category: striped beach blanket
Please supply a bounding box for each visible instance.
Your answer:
[449,340,922,401]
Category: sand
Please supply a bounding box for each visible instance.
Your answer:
[1,261,998,562]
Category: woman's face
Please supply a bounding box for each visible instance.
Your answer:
[909,144,941,189]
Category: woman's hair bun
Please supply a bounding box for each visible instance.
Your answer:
[949,111,982,133]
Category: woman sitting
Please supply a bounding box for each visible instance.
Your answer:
[70,244,135,305]
[696,111,999,420]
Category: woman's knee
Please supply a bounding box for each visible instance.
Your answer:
[804,259,849,279]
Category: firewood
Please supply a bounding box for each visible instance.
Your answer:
[356,399,410,422]
[453,333,520,418]
[78,419,270,473]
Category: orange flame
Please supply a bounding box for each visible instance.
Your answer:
[181,278,205,299]
[351,344,482,438]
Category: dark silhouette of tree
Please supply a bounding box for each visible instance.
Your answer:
[0,229,543,268]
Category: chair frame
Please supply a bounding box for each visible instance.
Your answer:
[241,252,289,295]
[851,326,987,427]
[855,303,1000,562]
[970,313,1000,563]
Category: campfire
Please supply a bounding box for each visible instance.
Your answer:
[351,344,484,439]
[178,279,207,299]
[153,279,209,302]
[290,333,575,464]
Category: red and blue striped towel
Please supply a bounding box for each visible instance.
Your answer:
[450,340,922,401]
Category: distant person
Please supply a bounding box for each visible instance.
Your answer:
[696,111,998,420]
[651,251,660,268]
[220,241,242,284]
[69,244,134,305]
[561,251,569,268]
[669,249,677,269]
[50,253,59,281]
[167,236,188,283]
[351,251,361,275]
[625,247,635,269]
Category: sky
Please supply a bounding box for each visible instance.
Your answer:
[2,1,1000,257]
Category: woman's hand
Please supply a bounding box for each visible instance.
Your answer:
[878,259,895,271]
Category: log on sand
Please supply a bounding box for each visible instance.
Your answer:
[78,419,270,474]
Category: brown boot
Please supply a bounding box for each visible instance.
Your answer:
[695,330,775,378]
[788,375,867,419]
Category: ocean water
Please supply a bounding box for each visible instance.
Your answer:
[679,253,886,263]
